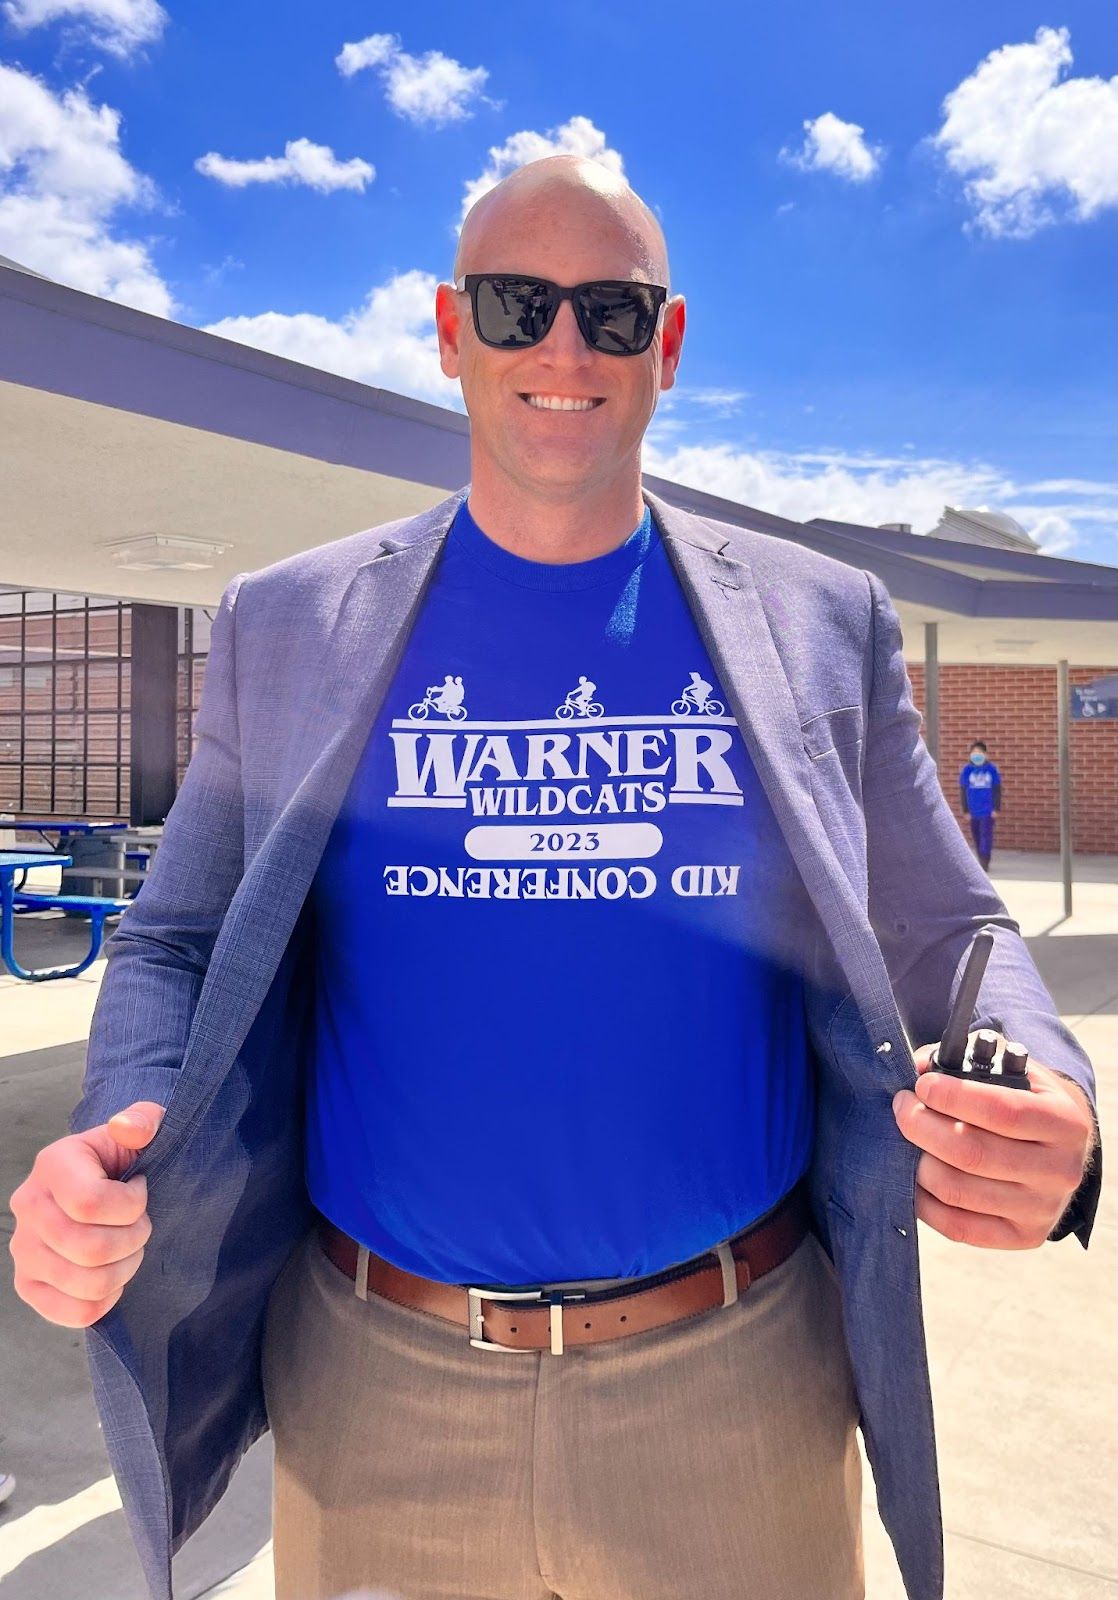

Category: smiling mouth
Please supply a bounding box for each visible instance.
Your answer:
[519,393,606,412]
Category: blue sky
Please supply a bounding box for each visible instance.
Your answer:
[2,1,1115,562]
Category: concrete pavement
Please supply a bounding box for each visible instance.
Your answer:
[1,852,1114,1598]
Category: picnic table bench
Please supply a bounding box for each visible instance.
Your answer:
[0,852,131,981]
[11,820,162,897]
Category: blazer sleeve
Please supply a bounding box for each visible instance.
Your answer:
[69,573,249,1136]
[860,571,1101,1247]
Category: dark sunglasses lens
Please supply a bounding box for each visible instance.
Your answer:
[473,277,555,347]
[578,284,661,353]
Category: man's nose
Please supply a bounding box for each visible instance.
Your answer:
[539,297,591,362]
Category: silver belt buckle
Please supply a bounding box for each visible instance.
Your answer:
[467,1285,586,1355]
[467,1285,543,1353]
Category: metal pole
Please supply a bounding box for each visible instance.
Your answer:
[130,603,178,827]
[924,622,940,769]
[1057,659,1073,919]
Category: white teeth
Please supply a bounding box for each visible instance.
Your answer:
[524,394,600,411]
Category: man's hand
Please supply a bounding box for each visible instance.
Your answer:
[892,1038,1097,1249]
[9,1102,166,1327]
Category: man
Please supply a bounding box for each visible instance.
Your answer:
[959,739,1002,871]
[9,157,1100,1600]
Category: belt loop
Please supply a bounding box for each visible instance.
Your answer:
[355,1244,370,1302]
[715,1242,738,1307]
[549,1291,565,1355]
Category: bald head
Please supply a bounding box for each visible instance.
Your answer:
[453,155,670,292]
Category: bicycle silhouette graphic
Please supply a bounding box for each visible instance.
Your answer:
[556,690,604,720]
[671,689,726,716]
[407,688,468,721]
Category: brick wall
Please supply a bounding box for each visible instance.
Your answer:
[908,663,1118,854]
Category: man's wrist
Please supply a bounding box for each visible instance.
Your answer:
[1053,1072,1099,1144]
[1047,1071,1102,1246]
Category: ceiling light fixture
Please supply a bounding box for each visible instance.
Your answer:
[106,534,231,572]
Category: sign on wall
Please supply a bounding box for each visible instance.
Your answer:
[1071,677,1118,721]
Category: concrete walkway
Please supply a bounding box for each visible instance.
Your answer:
[0,852,1114,1598]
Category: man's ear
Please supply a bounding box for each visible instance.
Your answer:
[659,295,686,392]
[435,283,463,379]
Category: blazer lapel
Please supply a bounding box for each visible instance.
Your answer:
[151,489,466,1160]
[646,490,913,1071]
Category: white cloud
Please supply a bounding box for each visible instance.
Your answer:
[335,32,492,127]
[1019,478,1118,499]
[0,61,173,315]
[683,387,751,412]
[994,502,1116,558]
[199,253,242,286]
[643,436,1005,530]
[932,26,1118,237]
[642,431,1116,559]
[2,0,166,58]
[458,115,625,227]
[202,268,462,407]
[335,33,396,76]
[661,386,751,420]
[1017,513,1077,556]
[195,138,374,194]
[780,112,884,182]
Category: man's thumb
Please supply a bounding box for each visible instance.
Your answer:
[105,1101,166,1150]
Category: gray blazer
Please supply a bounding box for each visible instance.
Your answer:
[70,485,1099,1600]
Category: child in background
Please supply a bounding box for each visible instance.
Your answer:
[960,739,1002,872]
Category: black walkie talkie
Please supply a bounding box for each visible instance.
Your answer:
[928,929,1032,1091]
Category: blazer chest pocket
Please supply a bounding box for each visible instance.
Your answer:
[801,704,864,762]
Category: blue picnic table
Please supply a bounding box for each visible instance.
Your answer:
[10,819,159,899]
[14,818,125,843]
[0,851,131,981]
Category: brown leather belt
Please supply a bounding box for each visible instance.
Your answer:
[317,1181,810,1354]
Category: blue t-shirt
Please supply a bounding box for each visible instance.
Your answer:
[306,499,814,1286]
[960,760,1001,818]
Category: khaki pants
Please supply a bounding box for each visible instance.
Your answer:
[262,1225,864,1600]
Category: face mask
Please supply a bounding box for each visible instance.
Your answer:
[970,752,985,765]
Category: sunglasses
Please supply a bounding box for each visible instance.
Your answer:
[454,273,668,356]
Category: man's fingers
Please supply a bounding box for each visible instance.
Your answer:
[892,1091,1035,1181]
[9,1273,121,1329]
[912,1043,936,1076]
[914,1187,1032,1250]
[915,1150,1039,1222]
[44,1138,149,1227]
[17,1185,151,1267]
[912,1063,1055,1143]
[14,1232,145,1304]
[10,1104,166,1330]
[104,1101,166,1155]
[69,1099,165,1193]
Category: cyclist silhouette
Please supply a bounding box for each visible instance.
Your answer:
[409,674,468,721]
[672,671,725,717]
[433,675,465,713]
[556,674,603,719]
